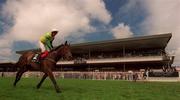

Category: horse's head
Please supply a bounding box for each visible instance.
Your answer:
[57,41,72,60]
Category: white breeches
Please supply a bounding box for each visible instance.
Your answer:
[39,41,46,52]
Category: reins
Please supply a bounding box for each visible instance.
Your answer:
[43,44,64,63]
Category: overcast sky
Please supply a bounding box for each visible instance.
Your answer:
[0,0,180,65]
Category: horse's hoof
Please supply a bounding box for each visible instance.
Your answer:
[36,86,40,89]
[56,90,62,93]
[13,84,16,87]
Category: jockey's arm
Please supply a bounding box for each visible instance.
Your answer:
[50,41,54,48]
[46,40,53,50]
[50,37,54,48]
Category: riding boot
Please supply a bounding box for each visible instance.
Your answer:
[32,54,39,63]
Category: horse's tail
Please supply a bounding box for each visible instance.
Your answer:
[14,51,34,72]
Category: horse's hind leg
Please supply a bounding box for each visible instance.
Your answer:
[37,73,48,89]
[13,67,27,87]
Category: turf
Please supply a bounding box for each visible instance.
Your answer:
[0,77,180,100]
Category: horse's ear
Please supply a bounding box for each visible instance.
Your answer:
[65,41,67,45]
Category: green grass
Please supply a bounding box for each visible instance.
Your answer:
[0,77,180,100]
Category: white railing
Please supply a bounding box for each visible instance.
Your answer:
[57,55,165,65]
[0,71,144,80]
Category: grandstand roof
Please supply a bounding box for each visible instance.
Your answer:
[16,33,172,54]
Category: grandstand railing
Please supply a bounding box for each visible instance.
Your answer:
[0,71,144,80]
[57,55,167,65]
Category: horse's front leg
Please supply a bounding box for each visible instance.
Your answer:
[37,73,48,89]
[46,70,61,93]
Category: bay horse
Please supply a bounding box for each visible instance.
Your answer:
[13,41,72,93]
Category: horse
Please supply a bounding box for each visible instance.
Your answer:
[13,41,72,93]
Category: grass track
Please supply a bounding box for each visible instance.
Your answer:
[0,77,180,100]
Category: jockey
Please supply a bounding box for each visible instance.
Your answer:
[40,29,58,59]
[32,29,58,62]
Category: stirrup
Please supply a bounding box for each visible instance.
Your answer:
[32,54,40,63]
[32,59,40,64]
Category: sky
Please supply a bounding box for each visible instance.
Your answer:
[0,0,180,65]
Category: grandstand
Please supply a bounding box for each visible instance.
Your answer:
[15,33,174,71]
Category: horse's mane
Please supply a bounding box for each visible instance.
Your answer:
[50,44,64,53]
[49,41,68,53]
